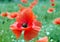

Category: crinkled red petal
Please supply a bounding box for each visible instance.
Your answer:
[24,28,39,41]
[16,8,36,26]
[10,22,22,39]
[11,29,22,39]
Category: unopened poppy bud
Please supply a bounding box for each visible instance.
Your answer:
[7,12,18,19]
[1,12,9,17]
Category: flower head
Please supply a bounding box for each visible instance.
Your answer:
[53,18,60,24]
[10,0,42,41]
[1,12,9,17]
[47,8,55,13]
[51,3,55,6]
[42,6,46,8]
[50,0,55,2]
[21,0,28,3]
[7,12,18,19]
[10,8,42,41]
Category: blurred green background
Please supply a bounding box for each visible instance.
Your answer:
[0,0,60,42]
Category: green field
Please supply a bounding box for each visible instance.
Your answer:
[0,0,60,42]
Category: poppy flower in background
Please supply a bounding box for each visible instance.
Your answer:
[51,3,55,6]
[53,18,60,24]
[36,36,48,42]
[50,0,55,2]
[21,0,28,3]
[7,12,18,19]
[1,12,9,17]
[47,8,55,13]
[10,8,42,41]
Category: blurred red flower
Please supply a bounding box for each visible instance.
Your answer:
[7,12,18,19]
[21,0,28,3]
[51,3,55,6]
[47,8,55,13]
[53,18,60,24]
[1,12,9,17]
[10,8,42,41]
[36,36,48,42]
[50,0,55,2]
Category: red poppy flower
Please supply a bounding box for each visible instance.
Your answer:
[53,18,60,24]
[51,3,55,6]
[50,0,55,2]
[47,8,55,13]
[10,8,42,41]
[1,12,9,17]
[36,36,48,42]
[7,12,18,19]
[21,0,28,3]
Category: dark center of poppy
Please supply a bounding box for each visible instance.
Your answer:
[22,23,27,28]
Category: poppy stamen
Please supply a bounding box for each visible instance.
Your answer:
[22,23,27,28]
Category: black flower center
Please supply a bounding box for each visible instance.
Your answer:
[22,23,27,28]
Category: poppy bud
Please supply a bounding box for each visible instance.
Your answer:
[7,12,18,19]
[1,12,9,17]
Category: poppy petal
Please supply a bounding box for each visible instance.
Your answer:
[16,9,36,26]
[32,20,42,31]
[36,36,48,42]
[10,22,22,39]
[32,26,41,32]
[33,20,42,27]
[24,28,39,41]
[11,29,22,39]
